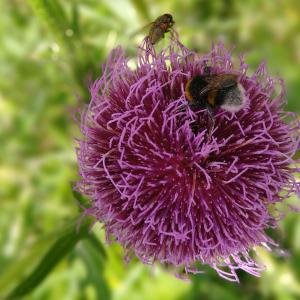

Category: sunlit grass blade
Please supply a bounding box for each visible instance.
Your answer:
[71,1,80,37]
[130,0,150,22]
[27,0,72,50]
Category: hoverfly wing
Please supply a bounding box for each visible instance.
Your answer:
[129,22,154,39]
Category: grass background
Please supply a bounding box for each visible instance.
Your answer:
[1,0,300,299]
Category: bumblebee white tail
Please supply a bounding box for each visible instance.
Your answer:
[220,83,247,112]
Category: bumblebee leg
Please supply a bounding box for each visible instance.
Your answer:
[189,101,204,111]
[190,121,200,134]
[178,103,187,113]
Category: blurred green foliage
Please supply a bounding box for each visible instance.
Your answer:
[0,0,300,299]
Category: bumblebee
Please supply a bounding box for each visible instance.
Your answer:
[185,71,247,133]
[147,13,175,45]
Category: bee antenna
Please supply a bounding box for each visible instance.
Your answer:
[203,64,211,75]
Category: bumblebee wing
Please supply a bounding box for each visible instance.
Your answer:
[199,74,238,95]
[219,75,238,89]
[215,74,239,88]
[198,82,215,95]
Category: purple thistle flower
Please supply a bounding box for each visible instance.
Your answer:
[76,39,300,282]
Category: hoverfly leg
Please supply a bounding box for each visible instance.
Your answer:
[169,27,179,42]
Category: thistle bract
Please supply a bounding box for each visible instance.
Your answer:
[76,39,300,282]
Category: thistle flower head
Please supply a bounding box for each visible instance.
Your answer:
[76,38,300,282]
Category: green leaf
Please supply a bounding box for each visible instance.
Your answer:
[77,235,111,300]
[87,233,107,260]
[72,187,91,210]
[1,217,93,299]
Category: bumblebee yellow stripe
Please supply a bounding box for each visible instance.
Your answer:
[185,79,193,102]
